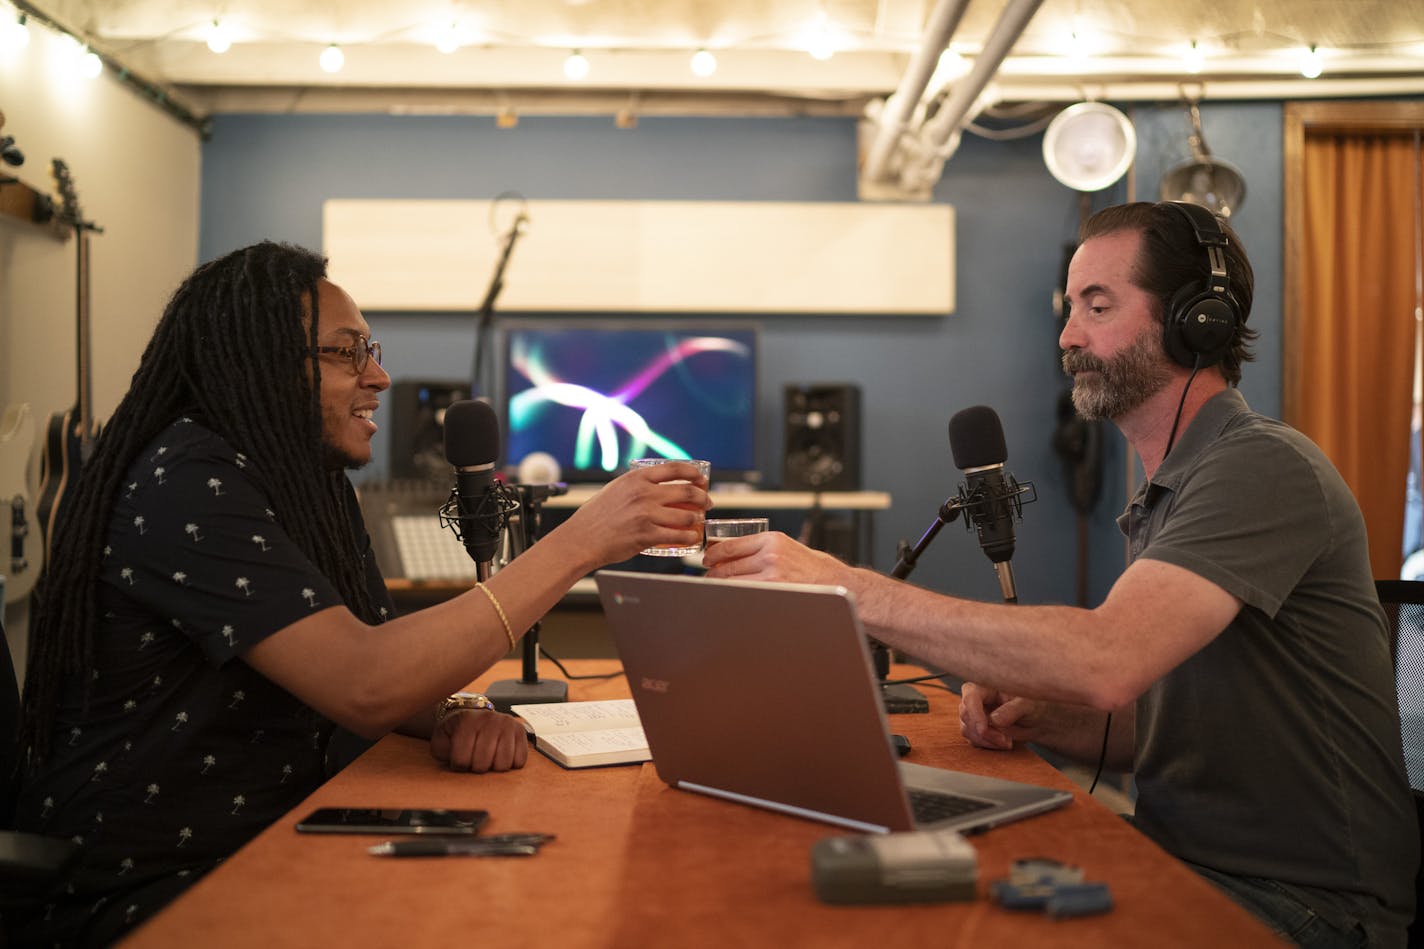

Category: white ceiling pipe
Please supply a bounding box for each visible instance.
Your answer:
[902,0,1045,192]
[860,0,973,184]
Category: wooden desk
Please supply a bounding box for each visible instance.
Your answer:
[122,661,1279,948]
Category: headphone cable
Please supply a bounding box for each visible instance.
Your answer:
[1087,354,1202,797]
[1162,356,1203,461]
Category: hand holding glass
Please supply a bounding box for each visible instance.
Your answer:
[703,518,769,551]
[629,458,711,557]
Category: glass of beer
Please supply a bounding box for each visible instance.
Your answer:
[703,518,769,551]
[629,458,711,557]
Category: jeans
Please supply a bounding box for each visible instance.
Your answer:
[1188,862,1376,949]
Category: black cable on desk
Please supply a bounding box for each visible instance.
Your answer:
[881,672,953,692]
[536,645,625,680]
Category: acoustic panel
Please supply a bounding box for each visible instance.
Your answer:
[323,199,954,315]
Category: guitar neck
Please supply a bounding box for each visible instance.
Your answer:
[50,157,101,461]
[75,228,95,459]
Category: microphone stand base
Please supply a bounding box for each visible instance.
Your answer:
[880,682,929,714]
[486,677,569,713]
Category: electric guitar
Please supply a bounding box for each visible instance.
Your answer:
[35,158,103,563]
[0,402,39,602]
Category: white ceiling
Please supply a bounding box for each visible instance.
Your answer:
[12,0,1424,118]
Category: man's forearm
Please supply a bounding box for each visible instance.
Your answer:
[1029,700,1135,771]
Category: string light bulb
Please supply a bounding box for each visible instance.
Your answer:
[690,48,716,77]
[319,43,344,73]
[1,13,30,52]
[563,49,589,80]
[206,20,232,54]
[78,44,102,78]
[1184,40,1204,74]
[806,19,836,61]
[1065,30,1091,64]
[1300,45,1324,78]
[435,22,460,55]
[57,34,101,78]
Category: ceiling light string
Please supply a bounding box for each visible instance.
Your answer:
[3,0,210,137]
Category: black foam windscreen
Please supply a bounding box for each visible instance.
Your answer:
[443,399,501,468]
[949,405,1007,470]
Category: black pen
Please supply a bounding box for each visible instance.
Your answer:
[368,834,554,858]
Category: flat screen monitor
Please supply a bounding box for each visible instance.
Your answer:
[501,320,760,484]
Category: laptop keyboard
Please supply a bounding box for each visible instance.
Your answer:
[908,788,995,823]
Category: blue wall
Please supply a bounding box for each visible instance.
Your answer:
[199,103,1283,607]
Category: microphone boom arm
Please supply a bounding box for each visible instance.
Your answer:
[891,494,969,580]
[477,219,526,324]
[471,215,528,397]
[890,477,1035,594]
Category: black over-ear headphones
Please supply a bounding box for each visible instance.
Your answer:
[1162,201,1241,369]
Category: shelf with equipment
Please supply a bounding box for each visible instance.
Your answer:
[371,485,891,602]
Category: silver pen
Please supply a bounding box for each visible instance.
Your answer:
[367,834,554,857]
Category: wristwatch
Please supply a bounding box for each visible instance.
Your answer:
[435,691,498,726]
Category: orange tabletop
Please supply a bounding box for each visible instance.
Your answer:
[121,660,1282,948]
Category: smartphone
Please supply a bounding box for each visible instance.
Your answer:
[295,808,490,835]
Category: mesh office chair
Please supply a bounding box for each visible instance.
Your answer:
[1376,579,1424,946]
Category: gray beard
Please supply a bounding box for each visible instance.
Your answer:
[1063,329,1173,421]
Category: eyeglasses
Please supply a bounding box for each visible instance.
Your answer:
[312,335,382,375]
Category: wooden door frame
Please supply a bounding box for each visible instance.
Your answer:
[1282,100,1424,425]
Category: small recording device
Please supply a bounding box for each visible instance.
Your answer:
[811,828,977,905]
[295,808,489,835]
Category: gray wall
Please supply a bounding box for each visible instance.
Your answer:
[198,103,1284,608]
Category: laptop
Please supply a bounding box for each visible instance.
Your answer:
[594,570,1074,835]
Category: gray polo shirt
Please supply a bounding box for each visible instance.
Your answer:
[1120,387,1416,938]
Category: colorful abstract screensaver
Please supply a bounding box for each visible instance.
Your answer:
[503,323,759,480]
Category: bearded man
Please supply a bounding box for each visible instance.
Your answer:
[704,202,1416,948]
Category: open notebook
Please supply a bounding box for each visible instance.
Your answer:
[594,570,1073,834]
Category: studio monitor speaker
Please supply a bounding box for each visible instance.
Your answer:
[389,380,471,481]
[783,383,861,491]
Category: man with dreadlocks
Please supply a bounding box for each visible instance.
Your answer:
[9,241,712,946]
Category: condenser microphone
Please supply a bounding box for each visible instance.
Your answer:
[948,405,1033,603]
[442,399,506,575]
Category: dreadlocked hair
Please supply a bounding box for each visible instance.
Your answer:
[20,241,385,765]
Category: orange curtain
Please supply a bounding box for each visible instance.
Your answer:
[1295,132,1422,578]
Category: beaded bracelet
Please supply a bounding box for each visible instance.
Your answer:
[476,581,516,651]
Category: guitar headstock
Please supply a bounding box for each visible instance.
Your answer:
[49,158,100,234]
